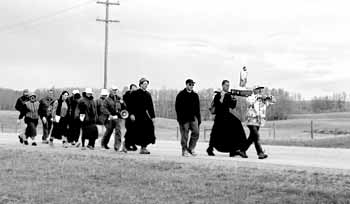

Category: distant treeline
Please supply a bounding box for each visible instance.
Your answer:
[1,87,349,121]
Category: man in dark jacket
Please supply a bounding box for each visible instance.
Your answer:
[101,86,126,152]
[128,78,156,154]
[15,89,30,144]
[96,89,109,125]
[38,89,55,144]
[78,88,98,150]
[123,84,138,151]
[175,79,201,157]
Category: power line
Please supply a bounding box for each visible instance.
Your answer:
[0,0,95,33]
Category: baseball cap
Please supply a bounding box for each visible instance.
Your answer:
[185,79,195,85]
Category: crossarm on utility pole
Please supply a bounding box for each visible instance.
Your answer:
[97,1,120,5]
[96,19,120,23]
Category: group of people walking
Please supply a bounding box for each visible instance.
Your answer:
[15,77,156,154]
[175,79,271,159]
[14,77,272,159]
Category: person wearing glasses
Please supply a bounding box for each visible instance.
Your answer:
[175,79,201,157]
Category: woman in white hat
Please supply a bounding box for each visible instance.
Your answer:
[78,88,98,150]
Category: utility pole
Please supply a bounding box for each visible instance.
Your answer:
[97,0,120,89]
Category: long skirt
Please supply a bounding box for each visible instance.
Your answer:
[68,119,81,143]
[209,112,247,153]
[51,117,69,140]
[82,124,98,141]
[133,115,155,147]
[124,118,137,147]
[24,118,38,138]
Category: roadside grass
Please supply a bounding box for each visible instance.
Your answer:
[262,135,350,148]
[1,147,350,204]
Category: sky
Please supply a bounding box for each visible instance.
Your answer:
[0,0,350,99]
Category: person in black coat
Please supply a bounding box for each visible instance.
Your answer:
[123,83,138,151]
[38,89,55,144]
[175,79,201,157]
[15,89,30,144]
[207,80,247,157]
[128,78,156,154]
[67,90,81,145]
[78,88,98,150]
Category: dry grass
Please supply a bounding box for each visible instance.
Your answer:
[262,136,350,148]
[1,147,350,204]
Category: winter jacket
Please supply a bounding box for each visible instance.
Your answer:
[96,97,108,125]
[15,95,29,119]
[103,94,126,117]
[24,101,40,120]
[78,94,97,125]
[175,89,201,125]
[38,96,54,118]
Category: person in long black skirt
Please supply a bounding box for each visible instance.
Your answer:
[123,83,138,151]
[128,78,156,154]
[67,89,81,146]
[207,80,247,157]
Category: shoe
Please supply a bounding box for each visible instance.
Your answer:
[206,147,215,156]
[87,145,94,150]
[75,142,81,148]
[24,140,29,145]
[140,148,150,154]
[182,150,190,157]
[62,142,68,148]
[114,147,119,152]
[49,139,54,147]
[42,140,49,144]
[258,153,268,159]
[32,142,37,146]
[18,135,23,144]
[121,145,128,153]
[188,149,197,157]
[236,150,248,158]
[102,145,110,150]
[229,151,238,157]
[71,141,76,146]
[131,145,138,151]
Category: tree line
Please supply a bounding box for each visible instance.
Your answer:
[1,87,349,121]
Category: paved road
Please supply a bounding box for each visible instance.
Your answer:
[2,133,350,173]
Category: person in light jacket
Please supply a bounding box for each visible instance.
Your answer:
[23,92,40,146]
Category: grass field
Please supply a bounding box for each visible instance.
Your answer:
[2,110,350,148]
[1,146,350,204]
